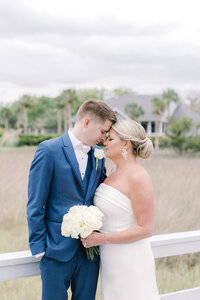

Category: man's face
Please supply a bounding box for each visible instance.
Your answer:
[85,119,112,146]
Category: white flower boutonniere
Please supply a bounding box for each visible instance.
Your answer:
[94,148,105,170]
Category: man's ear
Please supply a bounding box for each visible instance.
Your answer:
[83,117,91,128]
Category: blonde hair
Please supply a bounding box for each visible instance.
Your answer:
[112,120,153,159]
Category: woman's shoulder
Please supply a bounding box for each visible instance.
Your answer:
[128,164,152,186]
[128,165,154,202]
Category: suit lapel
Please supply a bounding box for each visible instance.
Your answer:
[61,132,82,187]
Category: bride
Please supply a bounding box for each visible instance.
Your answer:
[81,120,160,300]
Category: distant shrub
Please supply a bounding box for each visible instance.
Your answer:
[149,136,155,147]
[185,136,200,152]
[158,136,171,149]
[149,135,171,149]
[17,134,108,147]
[17,134,60,146]
[0,127,4,138]
[165,118,192,153]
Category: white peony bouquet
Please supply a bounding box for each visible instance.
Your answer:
[61,205,104,260]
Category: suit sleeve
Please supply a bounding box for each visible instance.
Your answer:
[27,142,54,255]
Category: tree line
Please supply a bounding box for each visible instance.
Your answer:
[0,87,200,153]
[0,88,106,134]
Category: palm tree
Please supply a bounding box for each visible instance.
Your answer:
[162,88,179,118]
[12,101,23,130]
[60,89,79,131]
[19,95,36,134]
[55,96,65,134]
[0,107,12,130]
[67,96,72,129]
[152,97,165,151]
[64,101,68,132]
[125,103,144,121]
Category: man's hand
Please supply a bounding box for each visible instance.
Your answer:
[35,252,45,259]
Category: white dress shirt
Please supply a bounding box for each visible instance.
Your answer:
[68,129,91,179]
[35,130,91,258]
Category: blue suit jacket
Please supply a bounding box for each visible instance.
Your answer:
[27,132,106,262]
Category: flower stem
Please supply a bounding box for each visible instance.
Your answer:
[86,246,100,260]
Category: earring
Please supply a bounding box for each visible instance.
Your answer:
[121,148,128,160]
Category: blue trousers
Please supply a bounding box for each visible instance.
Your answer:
[40,246,99,300]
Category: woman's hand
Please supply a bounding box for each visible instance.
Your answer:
[81,232,105,248]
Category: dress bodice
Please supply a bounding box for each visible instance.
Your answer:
[94,183,137,233]
[94,183,160,300]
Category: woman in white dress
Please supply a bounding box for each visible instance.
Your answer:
[81,120,160,300]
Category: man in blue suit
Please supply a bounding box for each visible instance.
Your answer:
[27,100,116,300]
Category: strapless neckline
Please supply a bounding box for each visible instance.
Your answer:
[100,183,130,202]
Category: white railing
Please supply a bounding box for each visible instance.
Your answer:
[0,230,200,299]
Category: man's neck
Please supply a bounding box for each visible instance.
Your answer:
[70,127,86,144]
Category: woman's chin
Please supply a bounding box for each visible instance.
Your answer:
[105,152,111,159]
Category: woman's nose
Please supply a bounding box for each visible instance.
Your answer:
[104,138,108,146]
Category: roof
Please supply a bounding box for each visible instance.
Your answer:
[105,94,162,122]
[172,102,200,123]
[113,107,130,121]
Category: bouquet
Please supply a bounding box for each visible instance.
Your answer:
[61,205,104,260]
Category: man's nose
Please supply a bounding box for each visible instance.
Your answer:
[101,134,106,142]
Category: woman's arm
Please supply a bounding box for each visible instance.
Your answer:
[81,170,154,247]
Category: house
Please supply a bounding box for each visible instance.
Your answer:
[105,94,200,135]
[172,102,200,123]
[105,94,169,135]
[171,101,200,134]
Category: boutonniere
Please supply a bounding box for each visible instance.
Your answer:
[94,148,105,170]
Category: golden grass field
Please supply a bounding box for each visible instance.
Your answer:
[0,147,200,299]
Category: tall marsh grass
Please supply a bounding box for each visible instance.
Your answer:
[0,148,200,299]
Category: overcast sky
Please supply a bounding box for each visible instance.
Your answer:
[0,0,200,104]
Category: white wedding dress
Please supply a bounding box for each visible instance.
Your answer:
[94,183,160,300]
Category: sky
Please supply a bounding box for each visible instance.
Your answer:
[0,0,200,104]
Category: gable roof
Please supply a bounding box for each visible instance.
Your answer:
[105,94,162,122]
[113,107,130,121]
[172,102,200,123]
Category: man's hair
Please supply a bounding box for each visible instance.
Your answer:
[76,100,117,124]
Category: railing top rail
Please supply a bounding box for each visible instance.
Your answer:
[0,230,200,267]
[150,230,200,244]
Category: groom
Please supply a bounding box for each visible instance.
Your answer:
[27,100,116,300]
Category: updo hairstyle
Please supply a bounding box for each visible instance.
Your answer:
[112,120,153,159]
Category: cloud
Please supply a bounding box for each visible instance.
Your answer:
[0,0,200,102]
